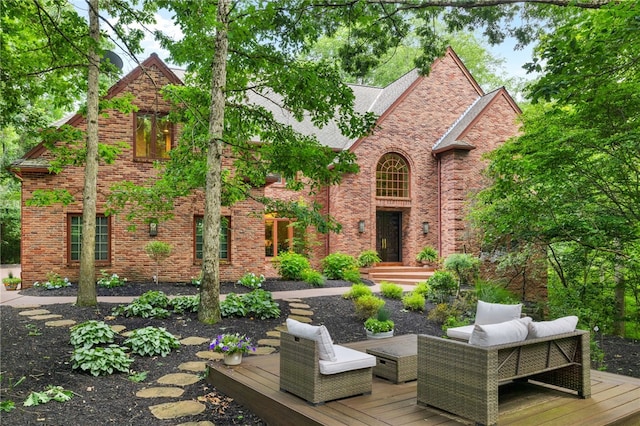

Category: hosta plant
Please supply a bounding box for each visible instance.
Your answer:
[69,320,116,349]
[124,327,180,357]
[169,295,200,313]
[71,345,133,376]
[97,270,127,288]
[23,386,74,406]
[237,272,265,289]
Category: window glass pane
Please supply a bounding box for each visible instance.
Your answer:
[264,220,274,257]
[276,220,290,255]
[136,115,151,157]
[195,217,228,260]
[156,116,172,159]
[71,217,82,261]
[376,153,409,198]
[70,216,108,261]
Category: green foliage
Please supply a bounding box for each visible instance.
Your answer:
[0,400,15,412]
[475,280,518,304]
[33,272,71,290]
[71,345,133,376]
[124,327,180,357]
[364,317,394,333]
[111,291,172,318]
[301,268,325,287]
[357,250,381,267]
[97,270,127,288]
[342,267,361,284]
[443,253,480,286]
[322,252,358,280]
[342,283,373,300]
[353,295,385,320]
[237,272,265,289]
[23,386,73,407]
[414,281,430,297]
[427,270,458,303]
[380,281,403,299]
[273,252,310,280]
[416,246,438,263]
[220,290,280,319]
[144,241,172,283]
[427,303,461,324]
[26,323,42,336]
[402,292,425,311]
[128,371,148,383]
[169,295,200,314]
[137,290,170,308]
[69,320,116,349]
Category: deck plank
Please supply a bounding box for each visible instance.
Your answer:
[207,335,640,425]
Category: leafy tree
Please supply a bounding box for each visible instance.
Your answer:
[471,1,640,335]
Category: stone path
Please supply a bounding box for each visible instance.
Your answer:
[14,298,315,424]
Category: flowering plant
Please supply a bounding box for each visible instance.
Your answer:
[209,333,255,355]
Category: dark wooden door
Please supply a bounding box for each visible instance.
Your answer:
[376,211,402,262]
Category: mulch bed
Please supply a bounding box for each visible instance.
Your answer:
[1,279,639,425]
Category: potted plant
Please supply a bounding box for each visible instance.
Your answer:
[416,245,438,267]
[209,333,256,365]
[3,272,21,291]
[364,308,395,339]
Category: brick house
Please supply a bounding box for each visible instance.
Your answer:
[11,48,522,289]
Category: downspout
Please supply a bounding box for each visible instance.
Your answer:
[326,184,330,257]
[434,152,442,257]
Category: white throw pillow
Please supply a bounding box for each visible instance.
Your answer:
[528,316,578,339]
[286,318,337,362]
[475,300,523,325]
[469,317,531,347]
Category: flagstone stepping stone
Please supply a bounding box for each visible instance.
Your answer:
[157,373,201,386]
[136,387,185,398]
[275,325,288,332]
[178,361,207,372]
[18,309,50,316]
[290,308,313,316]
[30,314,63,320]
[121,331,134,337]
[254,346,276,355]
[257,338,280,347]
[45,319,76,327]
[110,325,127,333]
[180,336,209,346]
[149,400,205,420]
[289,302,311,309]
[176,421,214,426]
[282,298,303,303]
[266,330,280,338]
[195,351,222,360]
[287,315,312,323]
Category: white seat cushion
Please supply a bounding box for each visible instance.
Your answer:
[475,300,523,325]
[446,324,475,340]
[469,317,532,347]
[318,345,376,375]
[286,318,337,362]
[528,316,578,339]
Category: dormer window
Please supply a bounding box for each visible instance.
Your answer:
[135,113,173,160]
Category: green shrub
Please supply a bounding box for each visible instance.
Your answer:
[169,295,200,314]
[71,345,133,376]
[414,281,430,297]
[427,303,461,324]
[137,290,170,308]
[342,267,362,284]
[342,283,373,299]
[33,272,71,290]
[237,272,265,289]
[427,270,458,303]
[124,327,180,357]
[380,281,403,299]
[416,245,438,263]
[273,252,310,280]
[402,292,425,311]
[364,308,394,333]
[322,252,358,280]
[69,320,116,349]
[475,280,518,304]
[242,289,281,319]
[144,241,172,283]
[97,270,127,288]
[220,293,249,317]
[111,302,171,319]
[301,268,324,287]
[357,250,381,268]
[443,253,480,286]
[353,295,385,320]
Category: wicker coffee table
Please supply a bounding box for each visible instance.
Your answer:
[366,334,417,384]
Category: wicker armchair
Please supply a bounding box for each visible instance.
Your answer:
[279,331,375,405]
[417,330,590,426]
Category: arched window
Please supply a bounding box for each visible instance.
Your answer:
[376,153,410,198]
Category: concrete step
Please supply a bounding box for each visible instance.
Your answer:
[362,266,435,286]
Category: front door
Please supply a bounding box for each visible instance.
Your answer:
[376,211,402,262]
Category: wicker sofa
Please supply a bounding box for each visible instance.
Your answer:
[417,330,590,426]
[279,328,376,405]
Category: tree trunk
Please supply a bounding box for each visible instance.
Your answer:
[76,0,99,307]
[198,0,229,324]
[613,246,626,337]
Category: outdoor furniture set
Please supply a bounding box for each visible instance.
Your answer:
[280,303,590,425]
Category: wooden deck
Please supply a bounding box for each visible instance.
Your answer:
[207,335,640,425]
